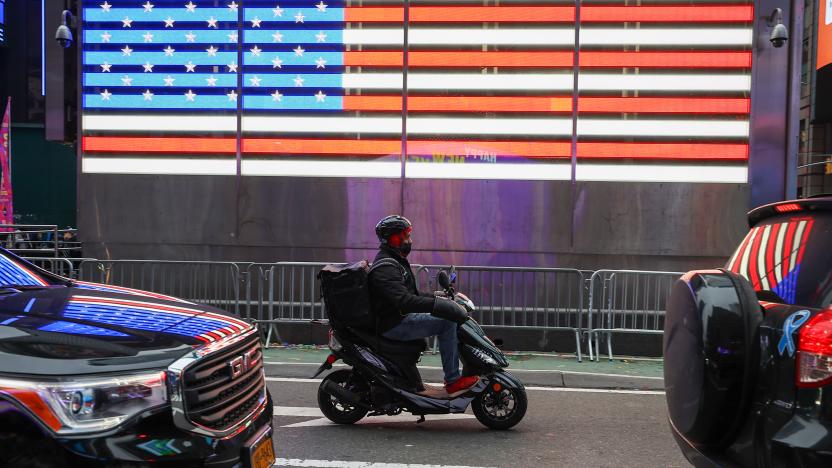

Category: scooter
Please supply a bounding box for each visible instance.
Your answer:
[312,268,527,430]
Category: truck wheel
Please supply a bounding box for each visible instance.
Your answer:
[664,269,762,449]
[317,369,368,424]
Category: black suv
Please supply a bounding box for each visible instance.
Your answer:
[0,249,274,467]
[664,196,832,467]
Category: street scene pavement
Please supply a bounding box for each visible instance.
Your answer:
[264,347,685,467]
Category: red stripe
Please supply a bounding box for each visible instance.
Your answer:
[765,223,780,288]
[342,96,574,113]
[747,227,764,289]
[580,51,752,69]
[581,5,754,23]
[782,221,798,280]
[579,97,750,115]
[83,136,236,154]
[244,139,572,158]
[345,6,575,23]
[577,142,747,161]
[342,5,753,23]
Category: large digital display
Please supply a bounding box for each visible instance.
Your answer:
[819,0,832,70]
[80,0,753,182]
[0,0,6,45]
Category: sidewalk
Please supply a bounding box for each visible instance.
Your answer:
[263,346,665,391]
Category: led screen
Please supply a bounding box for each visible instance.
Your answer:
[0,0,6,45]
[80,0,753,182]
[819,0,832,70]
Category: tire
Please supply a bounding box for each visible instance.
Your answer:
[663,269,762,449]
[317,369,368,425]
[472,378,527,430]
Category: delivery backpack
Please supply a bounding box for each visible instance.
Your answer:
[317,258,403,330]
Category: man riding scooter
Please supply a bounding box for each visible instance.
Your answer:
[368,215,480,397]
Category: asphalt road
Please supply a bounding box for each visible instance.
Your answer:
[265,370,688,468]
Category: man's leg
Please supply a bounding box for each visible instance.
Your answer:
[382,313,461,383]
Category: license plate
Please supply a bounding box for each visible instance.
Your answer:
[249,434,275,468]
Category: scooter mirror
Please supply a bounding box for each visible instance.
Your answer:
[437,270,451,289]
[449,266,457,284]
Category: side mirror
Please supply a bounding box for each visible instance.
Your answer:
[449,266,457,284]
[437,270,451,289]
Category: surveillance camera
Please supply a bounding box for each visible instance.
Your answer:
[769,23,788,48]
[55,25,73,48]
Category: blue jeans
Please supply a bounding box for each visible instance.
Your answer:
[382,313,460,383]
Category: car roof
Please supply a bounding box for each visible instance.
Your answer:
[747,196,832,227]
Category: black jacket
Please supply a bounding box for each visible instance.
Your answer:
[368,245,436,333]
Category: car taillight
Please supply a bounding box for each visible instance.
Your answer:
[775,203,802,213]
[797,311,832,388]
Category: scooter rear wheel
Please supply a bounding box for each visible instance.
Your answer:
[317,369,368,425]
[472,380,527,430]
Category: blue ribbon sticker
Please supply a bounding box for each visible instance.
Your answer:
[778,309,811,357]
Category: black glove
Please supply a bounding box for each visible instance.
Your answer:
[431,297,468,324]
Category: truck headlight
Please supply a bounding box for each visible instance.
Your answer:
[1,371,167,434]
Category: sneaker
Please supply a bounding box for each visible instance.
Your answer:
[444,376,479,396]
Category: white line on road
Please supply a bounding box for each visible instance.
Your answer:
[274,458,495,468]
[274,406,474,428]
[262,361,664,381]
[265,377,665,395]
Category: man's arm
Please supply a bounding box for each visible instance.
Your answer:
[369,265,435,314]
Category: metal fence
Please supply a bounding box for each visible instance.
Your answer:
[23,256,686,361]
[586,270,683,361]
[77,260,245,314]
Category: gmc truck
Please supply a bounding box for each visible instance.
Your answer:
[0,249,274,467]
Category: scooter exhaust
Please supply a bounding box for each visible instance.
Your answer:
[321,380,369,409]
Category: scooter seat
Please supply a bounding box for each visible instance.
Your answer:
[347,327,427,354]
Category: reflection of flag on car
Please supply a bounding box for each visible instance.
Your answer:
[0,97,13,229]
[80,0,754,181]
[727,219,815,304]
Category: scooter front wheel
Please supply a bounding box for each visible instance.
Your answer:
[472,378,527,430]
[317,369,368,424]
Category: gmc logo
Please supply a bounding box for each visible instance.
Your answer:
[228,348,260,380]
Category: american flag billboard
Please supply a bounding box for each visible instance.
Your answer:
[80,0,753,181]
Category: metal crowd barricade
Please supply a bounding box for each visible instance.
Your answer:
[0,224,60,257]
[23,257,76,278]
[418,265,587,361]
[77,260,244,314]
[586,269,683,361]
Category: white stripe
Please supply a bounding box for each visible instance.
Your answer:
[264,377,664,395]
[790,220,807,272]
[344,73,574,90]
[757,225,772,290]
[83,157,237,175]
[575,164,747,183]
[242,160,401,178]
[262,361,664,380]
[274,406,325,417]
[773,222,787,283]
[274,458,492,468]
[83,114,236,132]
[406,161,571,180]
[341,28,751,46]
[726,242,742,271]
[338,73,749,92]
[243,116,574,136]
[578,119,748,137]
[343,28,575,45]
[581,28,752,46]
[579,74,750,92]
[738,228,759,280]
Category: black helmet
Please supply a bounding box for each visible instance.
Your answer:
[375,215,412,243]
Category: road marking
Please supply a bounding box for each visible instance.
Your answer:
[274,406,475,428]
[263,361,664,381]
[274,458,495,468]
[265,377,665,395]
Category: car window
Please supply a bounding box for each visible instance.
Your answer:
[726,213,831,308]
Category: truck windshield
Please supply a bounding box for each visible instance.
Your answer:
[726,212,831,308]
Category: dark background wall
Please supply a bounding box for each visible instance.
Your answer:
[0,0,77,228]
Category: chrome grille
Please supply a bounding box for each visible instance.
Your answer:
[181,332,265,431]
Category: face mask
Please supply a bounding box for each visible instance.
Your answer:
[399,243,412,257]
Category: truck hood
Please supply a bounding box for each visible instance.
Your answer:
[0,284,252,376]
